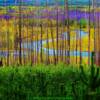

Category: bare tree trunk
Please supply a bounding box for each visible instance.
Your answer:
[26,13,30,63]
[40,23,43,63]
[92,0,96,64]
[6,21,10,66]
[88,0,91,65]
[22,12,25,65]
[56,3,59,63]
[30,15,34,65]
[63,0,66,63]
[96,11,100,66]
[50,21,56,65]
[36,0,39,64]
[66,0,70,64]
[14,20,19,64]
[30,25,33,65]
[79,21,82,65]
[46,0,50,64]
[5,0,10,66]
[36,31,38,64]
[18,0,22,65]
[60,28,63,62]
[75,7,78,64]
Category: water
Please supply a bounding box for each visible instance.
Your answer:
[22,30,91,57]
[0,30,91,57]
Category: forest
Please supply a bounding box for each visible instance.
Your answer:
[0,0,100,100]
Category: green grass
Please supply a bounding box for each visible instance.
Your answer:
[0,64,100,100]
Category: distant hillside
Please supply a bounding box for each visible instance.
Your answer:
[0,0,99,6]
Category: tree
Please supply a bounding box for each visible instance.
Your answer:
[65,0,70,64]
[88,0,91,65]
[79,19,88,28]
[4,0,10,66]
[18,0,22,65]
[46,0,50,64]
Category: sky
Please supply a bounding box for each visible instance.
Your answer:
[0,0,99,6]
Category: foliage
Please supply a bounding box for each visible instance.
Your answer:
[79,18,94,28]
[75,52,100,100]
[79,19,88,28]
[0,64,99,100]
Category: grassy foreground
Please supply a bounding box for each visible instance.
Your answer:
[0,64,100,100]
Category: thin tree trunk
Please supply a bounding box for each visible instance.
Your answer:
[30,10,35,65]
[18,0,22,65]
[36,0,39,64]
[30,24,33,65]
[63,0,66,63]
[60,28,63,62]
[22,13,25,65]
[40,23,43,63]
[75,6,78,64]
[88,0,91,65]
[56,3,59,63]
[80,20,82,65]
[26,13,29,63]
[5,0,10,66]
[50,21,56,65]
[92,0,96,64]
[97,11,100,65]
[46,0,50,64]
[66,0,70,64]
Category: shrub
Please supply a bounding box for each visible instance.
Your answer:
[0,64,99,100]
